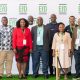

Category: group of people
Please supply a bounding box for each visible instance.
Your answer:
[0,14,80,80]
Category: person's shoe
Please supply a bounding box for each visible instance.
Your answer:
[0,76,2,79]
[22,75,26,79]
[64,76,68,80]
[25,74,28,76]
[33,75,38,78]
[73,75,80,80]
[45,75,49,79]
[19,75,22,79]
[50,74,53,76]
[73,75,79,78]
[7,75,12,78]
[67,72,71,76]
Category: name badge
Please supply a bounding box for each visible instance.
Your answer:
[23,39,27,45]
[37,36,40,41]
[60,44,64,50]
[75,39,79,45]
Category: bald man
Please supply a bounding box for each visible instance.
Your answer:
[28,16,35,30]
[25,15,35,76]
[31,17,50,79]
[46,14,58,75]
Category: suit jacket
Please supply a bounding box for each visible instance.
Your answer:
[65,25,78,51]
[46,22,58,46]
[72,26,79,50]
[65,25,77,38]
[31,25,50,51]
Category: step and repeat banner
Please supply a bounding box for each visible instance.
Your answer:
[0,0,80,74]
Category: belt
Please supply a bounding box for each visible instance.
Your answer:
[36,45,43,47]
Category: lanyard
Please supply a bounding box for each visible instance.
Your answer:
[70,27,73,33]
[37,27,43,35]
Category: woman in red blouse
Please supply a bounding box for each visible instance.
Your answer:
[12,18,32,79]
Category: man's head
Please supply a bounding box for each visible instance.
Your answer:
[50,14,57,23]
[69,16,75,26]
[28,15,34,25]
[1,16,8,26]
[37,17,43,26]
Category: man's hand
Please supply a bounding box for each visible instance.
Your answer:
[30,49,32,53]
[52,50,55,57]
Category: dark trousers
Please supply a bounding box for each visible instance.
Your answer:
[25,53,30,75]
[32,46,49,76]
[74,48,80,76]
[49,49,53,75]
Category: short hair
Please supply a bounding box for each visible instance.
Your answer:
[69,16,75,19]
[16,18,29,28]
[2,16,8,21]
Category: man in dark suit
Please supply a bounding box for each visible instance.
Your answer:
[46,14,58,75]
[25,15,34,76]
[65,16,77,75]
[31,17,50,79]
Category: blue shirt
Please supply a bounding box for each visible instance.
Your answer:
[37,26,43,45]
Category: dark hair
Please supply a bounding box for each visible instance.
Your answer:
[69,16,75,19]
[16,18,29,28]
[58,22,65,26]
[57,22,65,33]
[2,16,8,21]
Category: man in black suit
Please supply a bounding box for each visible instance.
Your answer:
[46,14,58,75]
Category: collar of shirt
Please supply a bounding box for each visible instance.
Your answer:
[37,25,44,28]
[51,22,57,24]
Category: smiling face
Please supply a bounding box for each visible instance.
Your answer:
[37,17,43,26]
[28,16,34,25]
[69,16,75,26]
[58,24,65,32]
[50,14,57,23]
[1,17,8,26]
[20,19,26,28]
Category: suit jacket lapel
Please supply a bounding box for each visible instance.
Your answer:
[35,26,37,43]
[43,25,45,43]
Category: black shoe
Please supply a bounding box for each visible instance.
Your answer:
[25,74,28,76]
[45,75,49,79]
[67,72,71,75]
[34,75,38,78]
[74,75,80,78]
[0,76,2,79]
[50,74,53,76]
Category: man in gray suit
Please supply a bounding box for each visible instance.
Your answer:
[31,17,50,79]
